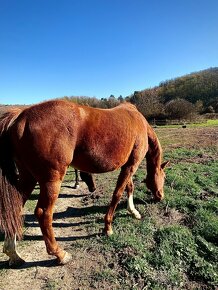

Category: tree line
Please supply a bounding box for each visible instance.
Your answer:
[64,67,218,122]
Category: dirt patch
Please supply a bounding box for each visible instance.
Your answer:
[146,203,187,228]
[156,126,218,150]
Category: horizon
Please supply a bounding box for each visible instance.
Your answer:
[1,0,218,105]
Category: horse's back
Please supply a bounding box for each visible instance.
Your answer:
[8,100,148,175]
[72,103,148,172]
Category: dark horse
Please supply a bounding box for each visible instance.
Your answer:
[73,169,96,192]
[0,100,168,266]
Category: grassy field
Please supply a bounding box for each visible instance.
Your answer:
[0,123,217,289]
[154,119,218,129]
[73,125,218,289]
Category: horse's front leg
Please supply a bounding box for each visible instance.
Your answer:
[35,180,72,265]
[126,178,141,219]
[104,167,133,236]
[3,235,25,267]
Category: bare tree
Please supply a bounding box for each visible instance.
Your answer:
[130,88,164,119]
[165,98,197,120]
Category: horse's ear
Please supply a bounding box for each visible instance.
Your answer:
[161,161,170,169]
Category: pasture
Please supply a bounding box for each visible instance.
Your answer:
[0,124,217,289]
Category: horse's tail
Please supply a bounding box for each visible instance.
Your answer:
[0,108,24,239]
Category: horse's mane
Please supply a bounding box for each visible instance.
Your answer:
[146,123,162,172]
[113,105,162,166]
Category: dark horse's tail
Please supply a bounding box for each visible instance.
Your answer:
[0,108,24,239]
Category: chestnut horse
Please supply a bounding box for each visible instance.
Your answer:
[0,100,168,267]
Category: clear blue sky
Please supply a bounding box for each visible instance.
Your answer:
[0,0,218,105]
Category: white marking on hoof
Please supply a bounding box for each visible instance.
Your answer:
[127,208,142,219]
[127,195,141,219]
[103,228,113,237]
[132,210,142,220]
[3,236,25,268]
[58,251,72,265]
[106,229,113,236]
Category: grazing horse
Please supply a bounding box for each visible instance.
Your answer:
[0,100,168,267]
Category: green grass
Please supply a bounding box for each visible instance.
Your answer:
[205,119,218,126]
[187,119,218,127]
[156,118,218,128]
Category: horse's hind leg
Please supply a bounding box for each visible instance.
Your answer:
[126,178,141,219]
[35,179,72,265]
[3,235,25,267]
[3,167,36,267]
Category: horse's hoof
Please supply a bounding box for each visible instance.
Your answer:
[9,256,25,268]
[57,251,72,265]
[103,228,113,237]
[133,212,142,220]
[128,209,142,220]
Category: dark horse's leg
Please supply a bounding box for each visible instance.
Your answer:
[3,166,36,267]
[74,169,79,188]
[74,170,96,192]
[35,175,71,265]
[80,171,96,192]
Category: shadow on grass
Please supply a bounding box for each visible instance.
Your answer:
[23,232,99,242]
[0,258,59,269]
[24,197,147,223]
[1,196,150,243]
[28,190,89,201]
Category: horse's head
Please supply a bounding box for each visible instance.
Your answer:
[145,161,169,201]
[80,171,96,192]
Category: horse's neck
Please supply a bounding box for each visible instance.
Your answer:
[146,124,162,174]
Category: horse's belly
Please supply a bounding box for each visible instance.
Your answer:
[72,149,128,173]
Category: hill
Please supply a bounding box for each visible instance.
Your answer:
[130,67,218,118]
[159,67,218,107]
